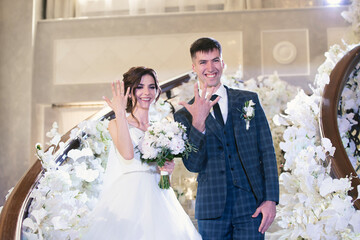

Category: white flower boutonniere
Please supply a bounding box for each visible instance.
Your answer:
[239,100,256,130]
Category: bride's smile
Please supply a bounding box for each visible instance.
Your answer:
[134,74,157,110]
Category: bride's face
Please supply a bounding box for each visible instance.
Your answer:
[133,74,157,110]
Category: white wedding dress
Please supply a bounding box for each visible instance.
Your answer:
[82,125,201,240]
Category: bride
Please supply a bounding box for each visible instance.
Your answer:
[82,66,201,240]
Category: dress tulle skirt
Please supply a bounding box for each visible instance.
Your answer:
[82,170,201,240]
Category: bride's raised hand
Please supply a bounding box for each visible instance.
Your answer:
[103,80,130,116]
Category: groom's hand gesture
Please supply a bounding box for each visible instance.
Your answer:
[179,82,220,132]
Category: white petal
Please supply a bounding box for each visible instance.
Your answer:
[349,210,360,233]
[22,218,37,231]
[319,177,333,196]
[51,216,69,230]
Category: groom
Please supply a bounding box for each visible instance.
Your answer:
[174,37,279,239]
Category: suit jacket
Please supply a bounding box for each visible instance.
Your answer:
[174,86,279,220]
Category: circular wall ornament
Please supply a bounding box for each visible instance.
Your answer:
[272,41,297,65]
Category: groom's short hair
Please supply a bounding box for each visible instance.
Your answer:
[190,37,222,59]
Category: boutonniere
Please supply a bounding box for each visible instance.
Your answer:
[238,100,256,130]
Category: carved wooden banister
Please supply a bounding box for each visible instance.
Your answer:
[320,45,360,209]
[0,71,192,240]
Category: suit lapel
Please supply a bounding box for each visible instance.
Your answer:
[187,97,222,140]
[189,88,248,141]
[206,86,242,141]
[228,88,248,149]
[205,115,222,140]
[229,90,242,136]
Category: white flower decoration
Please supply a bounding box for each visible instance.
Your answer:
[239,99,256,130]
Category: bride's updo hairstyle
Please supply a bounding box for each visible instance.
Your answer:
[123,66,161,116]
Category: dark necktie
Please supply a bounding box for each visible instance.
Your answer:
[210,94,224,126]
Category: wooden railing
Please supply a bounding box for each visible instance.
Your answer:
[320,45,360,209]
[0,71,192,240]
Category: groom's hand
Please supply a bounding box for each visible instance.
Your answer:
[179,82,219,132]
[252,200,276,234]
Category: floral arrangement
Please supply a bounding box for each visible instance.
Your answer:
[22,120,112,240]
[148,98,173,122]
[20,100,173,239]
[239,100,256,130]
[138,118,196,189]
[267,43,360,239]
[341,0,360,43]
[338,62,360,174]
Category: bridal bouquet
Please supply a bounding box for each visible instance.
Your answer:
[138,118,196,189]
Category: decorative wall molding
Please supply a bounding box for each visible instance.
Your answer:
[272,41,297,65]
[261,29,310,77]
[53,31,243,85]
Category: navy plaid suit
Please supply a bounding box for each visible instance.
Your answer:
[174,86,279,239]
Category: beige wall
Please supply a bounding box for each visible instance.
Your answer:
[0,0,33,206]
[0,4,350,206]
[31,6,349,148]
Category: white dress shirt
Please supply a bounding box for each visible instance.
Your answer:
[199,83,228,124]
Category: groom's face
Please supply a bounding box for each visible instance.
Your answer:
[192,49,224,91]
